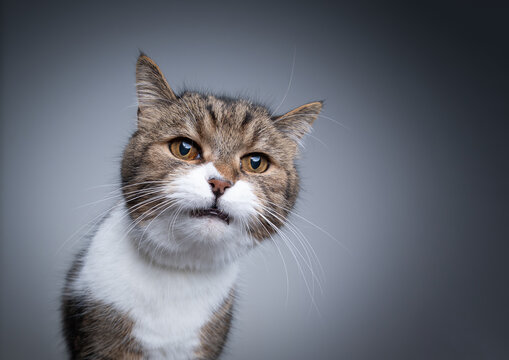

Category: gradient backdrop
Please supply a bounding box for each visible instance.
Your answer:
[1,1,508,359]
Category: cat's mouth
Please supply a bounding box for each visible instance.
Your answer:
[190,208,230,225]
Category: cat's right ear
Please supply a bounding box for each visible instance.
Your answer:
[136,53,177,125]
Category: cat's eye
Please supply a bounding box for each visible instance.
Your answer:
[169,138,201,161]
[241,153,269,173]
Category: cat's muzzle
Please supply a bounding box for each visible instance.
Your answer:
[190,208,230,225]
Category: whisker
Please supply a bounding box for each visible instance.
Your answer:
[75,186,166,210]
[257,210,319,285]
[84,180,172,192]
[67,193,169,252]
[258,203,325,288]
[271,46,296,117]
[263,199,352,256]
[170,205,186,244]
[121,197,176,239]
[252,215,291,306]
[256,211,322,315]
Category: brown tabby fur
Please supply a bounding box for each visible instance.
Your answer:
[195,289,236,359]
[62,53,322,359]
[62,249,142,359]
[122,54,322,242]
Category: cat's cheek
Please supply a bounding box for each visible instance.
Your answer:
[167,162,219,209]
[218,180,258,220]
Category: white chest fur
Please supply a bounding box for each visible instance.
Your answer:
[73,206,239,359]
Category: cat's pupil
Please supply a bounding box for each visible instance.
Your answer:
[250,155,261,169]
[179,141,192,155]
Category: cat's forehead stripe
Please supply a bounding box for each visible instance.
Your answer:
[241,111,253,127]
[205,104,218,126]
[175,96,272,150]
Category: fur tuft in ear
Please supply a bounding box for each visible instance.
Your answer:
[272,101,323,141]
[136,53,177,111]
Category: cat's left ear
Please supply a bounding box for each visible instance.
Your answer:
[272,101,323,141]
[136,53,177,110]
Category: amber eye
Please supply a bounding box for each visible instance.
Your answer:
[169,138,201,160]
[241,153,269,173]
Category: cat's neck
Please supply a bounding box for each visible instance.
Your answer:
[75,205,239,300]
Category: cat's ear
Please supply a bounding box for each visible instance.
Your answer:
[272,101,323,141]
[136,53,177,112]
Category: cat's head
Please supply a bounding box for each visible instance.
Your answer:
[121,54,322,270]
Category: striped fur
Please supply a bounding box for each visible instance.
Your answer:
[61,53,321,359]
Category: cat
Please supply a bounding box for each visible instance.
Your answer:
[61,53,322,360]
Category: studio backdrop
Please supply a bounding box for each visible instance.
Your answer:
[1,1,508,359]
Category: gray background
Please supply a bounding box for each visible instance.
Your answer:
[1,1,508,359]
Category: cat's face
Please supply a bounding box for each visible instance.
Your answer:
[121,55,321,270]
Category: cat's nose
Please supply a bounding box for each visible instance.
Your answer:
[208,178,232,198]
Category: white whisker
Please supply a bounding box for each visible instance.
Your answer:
[271,46,296,117]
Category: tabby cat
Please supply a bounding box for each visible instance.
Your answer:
[61,53,322,359]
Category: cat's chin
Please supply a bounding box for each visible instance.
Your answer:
[176,211,236,242]
[132,208,254,270]
[190,208,230,225]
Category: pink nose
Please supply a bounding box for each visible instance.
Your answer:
[208,178,232,197]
